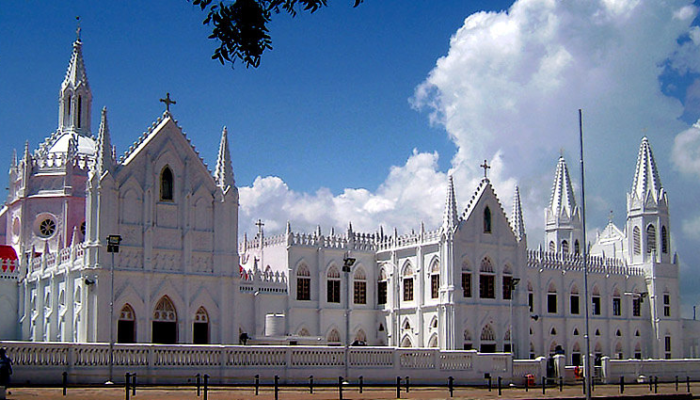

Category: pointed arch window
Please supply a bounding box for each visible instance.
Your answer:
[118,304,136,343]
[502,265,513,300]
[152,296,177,344]
[483,207,492,233]
[377,268,387,305]
[461,261,472,298]
[296,264,311,301]
[574,239,580,255]
[612,289,621,316]
[403,264,414,301]
[327,329,341,343]
[570,286,580,315]
[547,283,557,313]
[549,241,555,252]
[161,167,174,201]
[77,95,82,128]
[480,325,496,352]
[561,240,569,254]
[661,226,668,254]
[479,258,495,299]
[430,259,440,299]
[193,307,209,344]
[463,330,473,350]
[646,224,656,254]
[353,268,367,305]
[327,266,341,303]
[592,286,601,315]
[633,226,641,255]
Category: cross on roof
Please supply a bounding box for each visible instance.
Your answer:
[480,159,491,179]
[255,219,265,237]
[159,93,177,112]
[75,16,81,41]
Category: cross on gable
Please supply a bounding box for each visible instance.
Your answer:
[159,92,177,112]
[480,159,491,178]
[255,219,265,236]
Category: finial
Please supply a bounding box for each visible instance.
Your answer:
[608,210,614,223]
[159,92,176,112]
[480,159,491,179]
[75,16,81,41]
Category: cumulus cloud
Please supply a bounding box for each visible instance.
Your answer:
[672,122,700,177]
[682,214,700,240]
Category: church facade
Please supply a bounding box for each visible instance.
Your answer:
[0,36,686,365]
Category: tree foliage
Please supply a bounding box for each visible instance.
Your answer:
[190,0,363,68]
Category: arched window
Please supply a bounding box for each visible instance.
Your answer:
[549,241,555,252]
[377,268,387,305]
[296,264,311,301]
[479,258,495,299]
[483,207,492,233]
[152,296,177,344]
[574,239,580,255]
[504,329,512,352]
[612,289,621,316]
[401,335,413,348]
[355,329,367,344]
[547,283,557,313]
[77,95,82,128]
[646,224,656,254]
[572,343,582,366]
[592,286,601,315]
[502,265,513,300]
[118,304,136,343]
[461,260,472,298]
[633,226,641,255]
[353,268,367,305]
[428,334,438,348]
[463,329,473,350]
[480,325,496,352]
[327,266,341,303]
[430,259,440,299]
[193,307,209,344]
[161,167,174,201]
[298,328,310,336]
[403,264,414,301]
[561,240,569,254]
[661,226,668,254]
[327,329,340,343]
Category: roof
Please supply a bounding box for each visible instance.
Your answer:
[0,245,18,260]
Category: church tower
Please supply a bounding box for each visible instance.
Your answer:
[58,28,92,136]
[544,156,582,254]
[626,137,671,265]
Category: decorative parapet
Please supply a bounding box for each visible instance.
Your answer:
[33,153,94,172]
[527,249,642,276]
[240,230,378,253]
[376,227,441,251]
[0,258,19,280]
[28,243,85,275]
[239,266,288,294]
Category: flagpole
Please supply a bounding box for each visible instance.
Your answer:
[579,109,592,400]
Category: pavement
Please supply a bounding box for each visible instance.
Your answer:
[1,382,696,400]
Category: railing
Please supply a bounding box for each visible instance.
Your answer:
[527,249,643,276]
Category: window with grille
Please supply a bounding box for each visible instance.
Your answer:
[633,227,641,255]
[570,295,580,315]
[633,298,641,316]
[503,275,513,300]
[547,293,557,313]
[592,296,601,315]
[431,274,439,299]
[480,275,495,299]
[403,278,413,301]
[664,293,670,317]
[613,297,621,316]
[296,265,311,301]
[377,281,387,305]
[462,273,471,298]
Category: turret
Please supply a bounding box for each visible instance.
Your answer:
[95,107,113,175]
[511,186,526,242]
[544,156,582,254]
[626,137,670,264]
[214,127,235,190]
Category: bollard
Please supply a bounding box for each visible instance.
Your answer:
[620,376,625,394]
[650,376,654,392]
[448,376,454,398]
[405,376,410,393]
[582,377,586,395]
[359,376,363,393]
[197,373,201,397]
[688,376,691,393]
[203,374,209,400]
[676,375,679,391]
[655,376,658,394]
[396,376,401,399]
[125,373,130,400]
[338,376,344,400]
[132,373,136,396]
[274,375,279,400]
[497,376,502,396]
[559,376,563,392]
[309,375,314,394]
[525,375,529,392]
[488,375,492,392]
[542,376,546,395]
[255,374,260,396]
[62,371,68,396]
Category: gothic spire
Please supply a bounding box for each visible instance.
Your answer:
[23,140,31,163]
[214,126,235,189]
[548,156,577,219]
[59,33,92,135]
[10,149,17,169]
[95,107,112,174]
[442,175,459,230]
[63,36,89,92]
[511,186,526,241]
[631,137,663,203]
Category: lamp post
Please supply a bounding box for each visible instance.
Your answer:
[106,234,121,384]
[342,253,356,381]
[509,278,520,357]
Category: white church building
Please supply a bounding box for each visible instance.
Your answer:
[0,35,688,366]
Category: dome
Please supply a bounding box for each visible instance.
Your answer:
[48,133,96,156]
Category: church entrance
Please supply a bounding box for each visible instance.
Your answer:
[152,296,178,344]
[118,304,136,343]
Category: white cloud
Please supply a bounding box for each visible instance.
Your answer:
[682,214,700,240]
[672,121,700,177]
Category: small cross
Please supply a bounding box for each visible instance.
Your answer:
[480,159,491,178]
[608,210,614,223]
[255,219,265,237]
[159,93,177,112]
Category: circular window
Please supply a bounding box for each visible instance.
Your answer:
[39,218,56,238]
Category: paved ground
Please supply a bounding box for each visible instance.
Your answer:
[1,382,695,400]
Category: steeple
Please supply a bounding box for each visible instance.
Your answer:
[631,137,663,204]
[95,107,113,174]
[545,156,582,254]
[548,156,577,219]
[59,33,92,136]
[511,186,526,241]
[214,127,235,189]
[442,175,459,231]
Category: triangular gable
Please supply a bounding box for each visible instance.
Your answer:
[459,179,517,242]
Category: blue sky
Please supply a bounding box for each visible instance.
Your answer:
[3,1,700,315]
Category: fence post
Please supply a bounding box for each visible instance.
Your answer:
[559,376,563,392]
[498,376,502,396]
[132,373,136,396]
[650,376,654,392]
[620,376,624,394]
[396,376,401,399]
[203,374,209,400]
[542,376,546,395]
[309,375,313,394]
[676,375,679,391]
[197,373,201,397]
[654,376,658,394]
[62,371,68,396]
[255,374,259,396]
[405,376,410,393]
[339,376,344,400]
[274,375,279,400]
[487,374,492,391]
[359,376,363,393]
[125,372,130,400]
[688,376,691,393]
[448,376,454,397]
[525,375,529,392]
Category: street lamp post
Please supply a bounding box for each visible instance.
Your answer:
[342,253,356,381]
[509,278,520,357]
[106,234,122,384]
